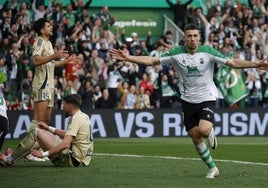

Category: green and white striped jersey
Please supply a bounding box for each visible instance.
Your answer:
[160,45,227,103]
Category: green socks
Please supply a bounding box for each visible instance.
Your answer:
[12,120,39,162]
[195,141,216,169]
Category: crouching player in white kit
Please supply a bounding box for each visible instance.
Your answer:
[110,23,268,178]
[1,94,94,167]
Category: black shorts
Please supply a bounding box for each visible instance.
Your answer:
[181,100,215,132]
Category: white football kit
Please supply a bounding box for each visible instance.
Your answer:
[160,45,227,103]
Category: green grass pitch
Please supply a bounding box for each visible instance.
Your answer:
[1,137,268,188]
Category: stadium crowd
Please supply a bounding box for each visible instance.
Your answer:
[0,0,268,111]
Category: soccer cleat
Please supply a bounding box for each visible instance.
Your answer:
[206,167,219,179]
[207,130,217,150]
[43,157,50,161]
[25,154,47,162]
[0,153,13,167]
[0,153,4,159]
[0,153,7,167]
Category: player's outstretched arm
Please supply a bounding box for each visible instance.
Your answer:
[110,48,160,66]
[226,58,268,69]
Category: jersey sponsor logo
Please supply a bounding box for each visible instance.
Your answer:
[186,65,199,74]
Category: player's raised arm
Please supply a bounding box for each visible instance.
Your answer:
[110,48,160,66]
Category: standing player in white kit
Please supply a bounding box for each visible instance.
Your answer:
[110,23,268,178]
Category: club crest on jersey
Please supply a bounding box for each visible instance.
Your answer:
[200,58,204,64]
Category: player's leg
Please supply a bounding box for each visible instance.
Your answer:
[24,101,53,161]
[10,101,49,162]
[199,102,217,150]
[189,126,217,169]
[42,88,55,124]
[35,128,57,151]
[4,124,38,164]
[35,129,75,167]
[44,107,53,125]
[33,101,50,123]
[189,126,219,178]
[0,116,8,151]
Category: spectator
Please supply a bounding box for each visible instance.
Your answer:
[5,43,21,103]
[124,84,137,109]
[166,0,194,29]
[62,80,77,98]
[95,88,114,108]
[135,86,150,109]
[79,80,95,112]
[106,61,125,107]
[86,49,105,87]
[149,41,165,57]
[0,54,8,96]
[158,73,178,108]
[95,6,116,30]
[32,0,51,21]
[78,5,93,27]
[91,18,103,46]
[97,41,109,61]
[246,68,262,107]
[50,3,63,26]
[71,0,92,17]
[19,35,33,57]
[54,76,63,110]
[93,84,102,104]
[16,79,33,110]
[138,72,154,94]
[159,30,174,49]
[17,55,33,82]
[115,45,139,86]
[196,7,230,45]
[0,38,12,57]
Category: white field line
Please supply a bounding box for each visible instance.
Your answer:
[95,153,268,166]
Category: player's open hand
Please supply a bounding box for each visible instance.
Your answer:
[56,50,69,59]
[257,58,268,70]
[31,149,43,158]
[67,54,80,64]
[38,121,49,130]
[110,48,128,61]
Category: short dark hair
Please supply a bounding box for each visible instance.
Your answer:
[32,18,49,35]
[165,30,172,35]
[184,23,200,33]
[63,94,82,108]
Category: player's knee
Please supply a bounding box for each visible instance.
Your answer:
[199,125,212,137]
[35,128,43,140]
[190,135,202,145]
